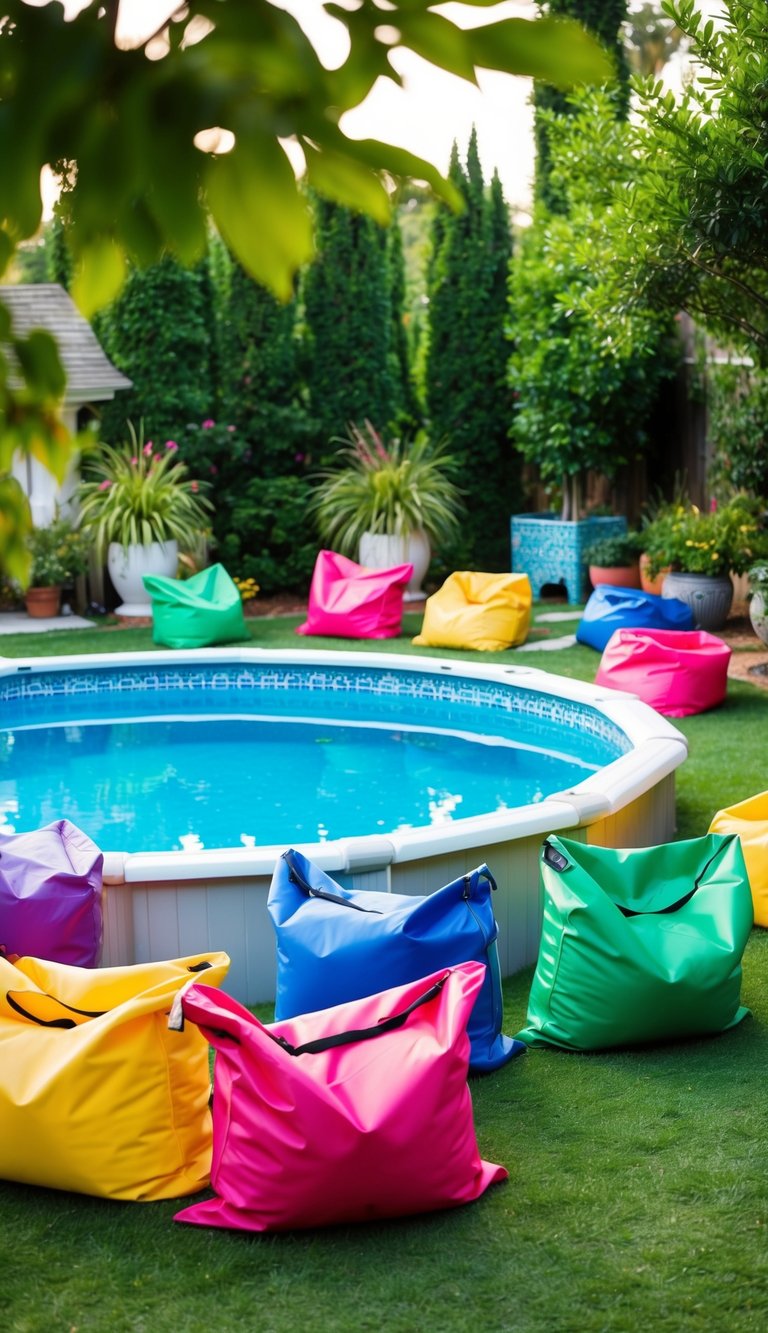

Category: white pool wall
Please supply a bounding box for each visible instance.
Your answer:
[0,648,688,1003]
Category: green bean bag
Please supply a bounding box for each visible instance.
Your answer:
[143,563,247,649]
[516,833,753,1051]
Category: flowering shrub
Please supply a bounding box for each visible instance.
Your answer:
[233,576,259,602]
[643,496,768,578]
[28,518,89,588]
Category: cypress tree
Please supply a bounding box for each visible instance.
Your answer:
[386,216,420,428]
[424,132,519,570]
[223,261,308,477]
[301,197,395,460]
[97,254,214,444]
[534,0,630,211]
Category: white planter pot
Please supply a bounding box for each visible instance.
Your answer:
[108,540,179,617]
[358,530,431,601]
[662,570,733,631]
[749,590,768,646]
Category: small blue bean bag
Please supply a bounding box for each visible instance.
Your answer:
[576,584,694,652]
[268,848,525,1074]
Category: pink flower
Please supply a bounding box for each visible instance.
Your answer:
[98,479,112,491]
[130,457,138,465]
[710,497,718,512]
[227,425,235,432]
[191,480,199,492]
[165,440,178,451]
[143,442,153,456]
[202,419,215,429]
[209,464,218,475]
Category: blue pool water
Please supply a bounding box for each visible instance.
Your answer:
[0,661,630,853]
[0,715,598,853]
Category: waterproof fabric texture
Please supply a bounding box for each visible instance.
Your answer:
[596,628,731,717]
[413,570,532,651]
[0,821,103,967]
[268,847,524,1073]
[173,963,507,1233]
[0,950,230,1199]
[143,563,247,649]
[576,584,694,652]
[295,549,413,639]
[710,790,768,927]
[516,833,752,1051]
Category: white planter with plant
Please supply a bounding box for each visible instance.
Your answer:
[310,422,463,601]
[77,426,212,618]
[748,565,768,646]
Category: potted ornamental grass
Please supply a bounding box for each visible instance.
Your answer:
[77,423,213,617]
[25,517,89,618]
[309,421,464,600]
[642,495,768,630]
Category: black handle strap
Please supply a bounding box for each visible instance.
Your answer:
[616,844,727,918]
[284,850,383,914]
[5,992,106,1028]
[6,959,215,1030]
[269,972,449,1057]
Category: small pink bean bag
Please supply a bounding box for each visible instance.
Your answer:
[596,627,731,717]
[173,962,507,1233]
[296,549,413,639]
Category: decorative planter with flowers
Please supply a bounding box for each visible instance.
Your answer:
[25,518,89,618]
[642,496,768,631]
[309,422,464,601]
[76,423,212,617]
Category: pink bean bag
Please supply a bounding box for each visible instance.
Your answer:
[173,962,507,1233]
[296,549,413,639]
[595,627,731,717]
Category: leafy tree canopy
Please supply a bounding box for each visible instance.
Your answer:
[576,0,768,365]
[0,0,611,580]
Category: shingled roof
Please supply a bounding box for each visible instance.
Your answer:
[0,283,132,403]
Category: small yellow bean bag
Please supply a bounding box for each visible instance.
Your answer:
[710,790,768,926]
[413,571,531,652]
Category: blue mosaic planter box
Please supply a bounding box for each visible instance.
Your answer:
[510,513,627,604]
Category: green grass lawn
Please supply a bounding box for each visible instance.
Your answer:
[2,611,768,1331]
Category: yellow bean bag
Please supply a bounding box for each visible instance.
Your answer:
[413,571,531,652]
[710,790,768,926]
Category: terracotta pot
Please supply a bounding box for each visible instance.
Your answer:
[25,586,61,619]
[639,553,670,596]
[588,562,640,590]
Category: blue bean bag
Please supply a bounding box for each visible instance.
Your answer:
[268,848,525,1074]
[576,584,694,652]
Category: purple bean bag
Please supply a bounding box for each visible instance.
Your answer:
[296,550,413,640]
[0,821,104,966]
[596,628,731,717]
[576,584,694,652]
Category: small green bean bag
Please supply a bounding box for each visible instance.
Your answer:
[143,563,247,649]
[516,833,753,1051]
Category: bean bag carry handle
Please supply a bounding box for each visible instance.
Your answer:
[542,836,734,917]
[271,972,449,1056]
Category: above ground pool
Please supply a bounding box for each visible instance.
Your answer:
[0,649,688,1003]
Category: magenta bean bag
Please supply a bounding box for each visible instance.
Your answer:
[595,628,731,717]
[296,549,413,639]
[0,820,104,966]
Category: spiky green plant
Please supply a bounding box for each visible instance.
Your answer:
[310,421,464,557]
[76,423,213,556]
